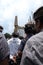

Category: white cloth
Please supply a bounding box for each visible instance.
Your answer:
[8,37,21,59]
[20,30,43,65]
[0,32,10,61]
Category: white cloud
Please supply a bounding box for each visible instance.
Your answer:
[0,0,43,33]
[32,0,43,12]
[7,21,14,34]
[0,0,31,19]
[35,0,42,5]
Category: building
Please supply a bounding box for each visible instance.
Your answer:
[14,16,35,37]
[14,16,25,37]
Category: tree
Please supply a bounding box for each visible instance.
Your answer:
[4,33,11,39]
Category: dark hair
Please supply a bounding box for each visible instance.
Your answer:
[19,36,24,40]
[0,26,3,30]
[33,6,43,24]
[12,32,19,37]
[24,24,33,34]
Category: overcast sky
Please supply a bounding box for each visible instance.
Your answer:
[0,0,43,34]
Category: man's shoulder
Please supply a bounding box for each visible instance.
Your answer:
[8,38,13,42]
[16,38,21,43]
[28,31,43,41]
[0,32,3,37]
[0,33,10,61]
[0,33,6,42]
[21,38,27,44]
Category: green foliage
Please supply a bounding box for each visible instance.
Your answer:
[4,33,11,39]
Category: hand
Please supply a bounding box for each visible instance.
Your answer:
[17,51,22,57]
[13,56,17,63]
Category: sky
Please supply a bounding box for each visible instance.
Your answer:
[0,0,43,34]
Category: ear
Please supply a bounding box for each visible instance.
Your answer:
[37,20,40,28]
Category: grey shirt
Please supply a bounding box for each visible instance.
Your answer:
[0,32,10,61]
[20,30,43,65]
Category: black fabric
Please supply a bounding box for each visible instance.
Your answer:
[18,34,33,52]
[9,59,17,65]
[33,6,43,21]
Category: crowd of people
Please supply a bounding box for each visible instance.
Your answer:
[0,6,43,65]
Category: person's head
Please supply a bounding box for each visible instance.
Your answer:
[33,6,43,32]
[12,32,19,38]
[0,26,3,32]
[24,24,33,34]
[19,36,24,40]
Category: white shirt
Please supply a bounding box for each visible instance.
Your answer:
[20,30,43,65]
[8,37,21,59]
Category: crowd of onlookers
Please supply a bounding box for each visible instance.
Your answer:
[0,6,43,65]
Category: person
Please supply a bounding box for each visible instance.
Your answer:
[0,26,10,65]
[18,24,34,52]
[20,6,43,65]
[15,24,34,65]
[8,32,21,60]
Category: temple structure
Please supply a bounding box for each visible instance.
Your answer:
[14,16,24,37]
[14,16,35,37]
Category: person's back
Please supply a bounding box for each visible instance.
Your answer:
[20,30,43,65]
[8,32,21,59]
[18,24,34,52]
[8,37,21,56]
[0,26,10,65]
[16,24,34,65]
[18,33,33,52]
[20,6,43,65]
